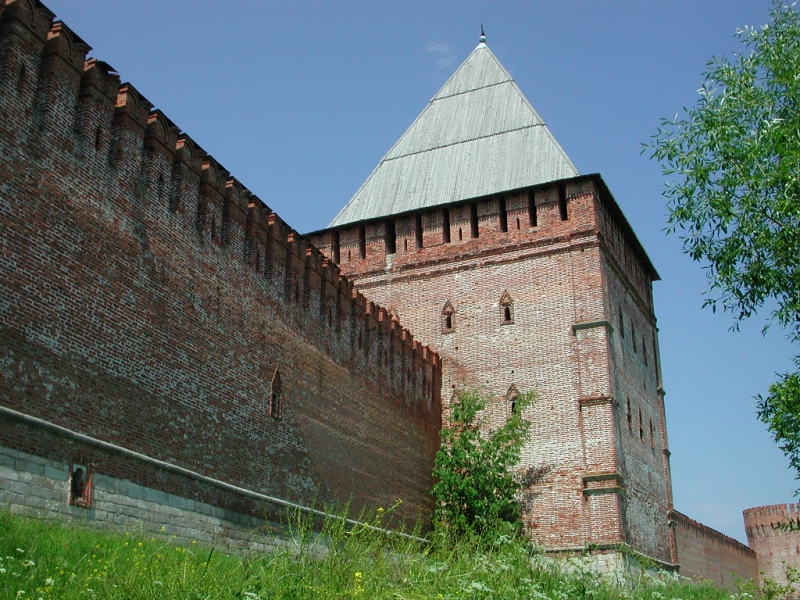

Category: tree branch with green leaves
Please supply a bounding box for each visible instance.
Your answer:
[647,1,800,483]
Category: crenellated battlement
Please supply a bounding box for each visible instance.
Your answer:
[0,0,440,414]
[742,503,800,588]
[309,179,587,271]
[307,174,658,312]
[743,503,800,539]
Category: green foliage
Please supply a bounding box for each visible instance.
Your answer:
[431,387,533,537]
[647,1,800,480]
[759,371,800,477]
[0,509,743,600]
[761,564,800,600]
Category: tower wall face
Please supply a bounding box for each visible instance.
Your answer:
[596,199,674,563]
[0,0,441,532]
[744,504,800,589]
[311,177,675,563]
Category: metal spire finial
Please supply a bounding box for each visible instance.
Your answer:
[479,24,486,44]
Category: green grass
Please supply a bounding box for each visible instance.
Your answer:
[0,508,756,599]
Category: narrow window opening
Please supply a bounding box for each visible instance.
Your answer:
[470,203,479,238]
[69,461,92,508]
[404,238,408,252]
[303,275,312,310]
[528,191,538,227]
[347,249,352,263]
[458,227,463,241]
[94,125,103,150]
[638,408,644,441]
[643,339,648,365]
[626,398,632,431]
[332,230,340,264]
[210,214,217,242]
[498,197,508,232]
[516,217,520,230]
[358,225,366,259]
[442,209,451,243]
[415,213,424,248]
[441,300,455,334]
[649,419,655,449]
[16,64,26,93]
[558,185,568,221]
[506,384,520,417]
[385,220,396,254]
[269,368,283,419]
[632,322,637,353]
[500,290,514,325]
[157,173,166,204]
[619,306,625,338]
[283,268,292,300]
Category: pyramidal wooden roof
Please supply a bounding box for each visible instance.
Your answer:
[328,38,579,227]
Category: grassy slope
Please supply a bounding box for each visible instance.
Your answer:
[0,509,752,600]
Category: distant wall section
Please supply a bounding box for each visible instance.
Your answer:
[673,511,758,590]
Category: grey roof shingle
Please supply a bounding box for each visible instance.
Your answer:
[328,40,579,227]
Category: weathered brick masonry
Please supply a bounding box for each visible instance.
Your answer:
[673,511,758,588]
[744,504,800,589]
[0,0,441,534]
[0,0,781,587]
[310,176,675,564]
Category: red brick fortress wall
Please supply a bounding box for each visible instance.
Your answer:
[0,0,441,528]
[673,511,759,590]
[309,176,675,565]
[594,184,675,564]
[744,504,800,589]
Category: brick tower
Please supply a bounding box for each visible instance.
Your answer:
[309,34,677,565]
[744,504,800,589]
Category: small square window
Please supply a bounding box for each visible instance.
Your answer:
[69,460,92,508]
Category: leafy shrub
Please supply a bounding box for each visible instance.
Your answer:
[431,387,534,537]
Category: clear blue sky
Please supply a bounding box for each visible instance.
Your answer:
[41,0,797,544]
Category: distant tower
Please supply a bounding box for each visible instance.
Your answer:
[744,504,800,589]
